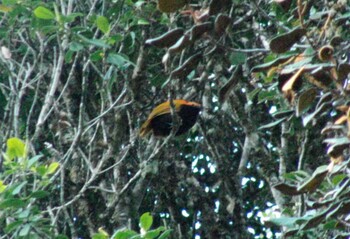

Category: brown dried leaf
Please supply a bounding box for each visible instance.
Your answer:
[168,34,191,54]
[171,53,202,78]
[270,28,306,53]
[189,22,212,41]
[296,88,318,116]
[337,63,350,83]
[334,115,347,125]
[306,68,333,89]
[282,66,305,103]
[274,0,292,12]
[297,165,328,193]
[157,0,187,13]
[318,45,334,61]
[273,182,301,196]
[214,14,231,36]
[145,28,184,48]
[219,65,242,104]
[209,0,230,15]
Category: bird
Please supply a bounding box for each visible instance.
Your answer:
[139,99,201,137]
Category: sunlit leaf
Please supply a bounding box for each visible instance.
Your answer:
[96,16,110,34]
[47,162,60,175]
[6,137,26,160]
[34,6,55,20]
[0,181,7,193]
[139,212,153,231]
[0,4,13,12]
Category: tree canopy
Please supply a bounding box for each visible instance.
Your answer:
[1,0,350,238]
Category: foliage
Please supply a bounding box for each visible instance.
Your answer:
[93,212,172,239]
[0,137,60,238]
[0,0,350,238]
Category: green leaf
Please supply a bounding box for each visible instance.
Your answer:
[78,34,110,48]
[30,190,50,199]
[258,117,286,130]
[27,155,43,168]
[55,235,69,239]
[331,174,347,186]
[144,227,166,238]
[34,6,55,20]
[229,52,246,65]
[19,224,30,236]
[112,229,138,239]
[137,18,149,25]
[96,16,110,34]
[107,53,134,68]
[6,137,26,160]
[47,162,59,175]
[0,198,26,209]
[92,233,108,239]
[266,216,305,228]
[69,42,84,52]
[12,181,27,195]
[5,220,23,233]
[139,212,153,231]
[0,180,7,193]
[158,229,173,239]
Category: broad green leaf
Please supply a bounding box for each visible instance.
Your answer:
[12,181,27,195]
[6,137,26,160]
[4,220,23,233]
[18,209,30,218]
[92,233,108,239]
[30,190,50,199]
[112,229,138,239]
[96,16,110,34]
[331,174,347,186]
[69,42,84,52]
[34,6,55,20]
[144,226,166,238]
[266,217,301,228]
[139,212,153,231]
[78,34,110,48]
[35,165,47,177]
[107,53,134,68]
[137,18,149,25]
[230,52,246,65]
[47,162,60,175]
[158,229,172,239]
[0,198,26,209]
[0,180,7,193]
[27,155,43,168]
[19,224,30,236]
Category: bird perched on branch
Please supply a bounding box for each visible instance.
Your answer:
[140,99,201,137]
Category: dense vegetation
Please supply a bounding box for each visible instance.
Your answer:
[1,0,350,238]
